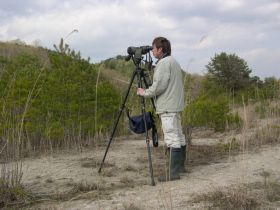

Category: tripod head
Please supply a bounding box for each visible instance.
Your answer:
[125,46,153,69]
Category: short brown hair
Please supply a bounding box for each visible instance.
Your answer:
[152,37,171,55]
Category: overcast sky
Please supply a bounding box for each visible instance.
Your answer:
[0,0,279,78]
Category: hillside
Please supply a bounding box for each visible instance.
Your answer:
[0,42,279,210]
[0,41,127,156]
[0,41,51,67]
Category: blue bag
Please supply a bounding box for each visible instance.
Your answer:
[128,112,153,134]
[126,110,158,147]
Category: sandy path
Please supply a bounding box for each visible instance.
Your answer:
[21,137,280,210]
[56,145,280,210]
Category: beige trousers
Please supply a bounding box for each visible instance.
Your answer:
[160,112,186,148]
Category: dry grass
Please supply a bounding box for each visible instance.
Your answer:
[136,156,148,164]
[80,157,116,169]
[191,177,280,210]
[120,176,135,188]
[0,162,33,209]
[101,167,116,177]
[81,157,119,177]
[45,177,54,183]
[230,99,280,152]
[192,185,259,210]
[26,180,109,207]
[264,180,280,202]
[122,202,143,210]
[1,95,279,209]
[123,164,137,172]
[70,181,101,192]
[249,122,280,146]
[185,142,240,167]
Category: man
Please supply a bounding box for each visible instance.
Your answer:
[137,36,186,181]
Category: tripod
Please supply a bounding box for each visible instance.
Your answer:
[98,59,156,186]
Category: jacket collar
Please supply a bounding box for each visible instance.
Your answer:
[155,53,170,64]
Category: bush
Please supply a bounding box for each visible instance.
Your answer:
[261,77,280,99]
[103,56,135,77]
[183,94,242,131]
[0,50,122,154]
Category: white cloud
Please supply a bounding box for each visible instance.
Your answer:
[217,0,245,11]
[191,36,214,50]
[240,48,267,61]
[254,2,280,15]
[0,0,279,78]
[239,48,280,78]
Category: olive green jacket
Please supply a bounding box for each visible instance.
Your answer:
[143,56,185,113]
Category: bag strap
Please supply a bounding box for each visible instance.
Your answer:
[125,107,131,119]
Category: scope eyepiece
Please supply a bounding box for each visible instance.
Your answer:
[140,45,153,54]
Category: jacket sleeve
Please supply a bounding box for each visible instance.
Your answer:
[143,61,170,98]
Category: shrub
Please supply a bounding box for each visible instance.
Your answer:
[0,50,122,154]
[183,94,242,131]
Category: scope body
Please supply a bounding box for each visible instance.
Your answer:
[127,46,153,55]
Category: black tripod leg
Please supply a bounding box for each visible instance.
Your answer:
[98,70,137,173]
[142,75,159,148]
[138,71,155,186]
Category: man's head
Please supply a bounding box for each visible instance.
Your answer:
[152,37,171,59]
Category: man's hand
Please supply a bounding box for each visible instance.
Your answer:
[137,88,145,96]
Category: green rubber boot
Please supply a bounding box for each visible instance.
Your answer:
[180,145,187,173]
[158,147,181,182]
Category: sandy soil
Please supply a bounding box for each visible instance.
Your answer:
[17,125,280,210]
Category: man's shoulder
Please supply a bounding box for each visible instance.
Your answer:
[158,55,176,64]
[162,56,181,69]
[156,56,181,72]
